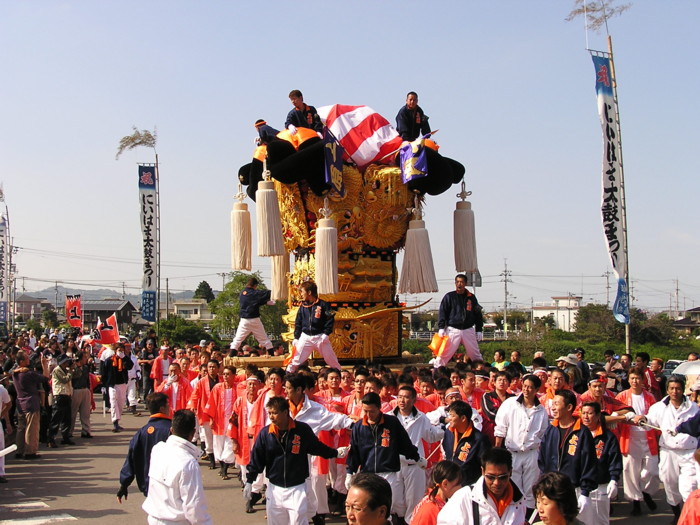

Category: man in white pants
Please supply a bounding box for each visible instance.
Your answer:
[125,344,140,416]
[287,281,341,372]
[615,368,660,515]
[636,375,700,522]
[435,274,483,367]
[230,277,275,356]
[393,385,443,523]
[494,373,549,515]
[100,343,133,433]
[284,373,353,525]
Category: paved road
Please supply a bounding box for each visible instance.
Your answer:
[0,408,680,524]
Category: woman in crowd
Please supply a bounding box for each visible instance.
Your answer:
[410,461,462,525]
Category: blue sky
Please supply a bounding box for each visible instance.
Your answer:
[1,1,698,315]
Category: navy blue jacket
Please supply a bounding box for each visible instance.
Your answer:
[438,290,484,332]
[294,298,334,339]
[239,286,272,319]
[590,425,623,485]
[395,105,430,141]
[346,413,420,474]
[101,352,133,386]
[677,411,700,444]
[285,104,323,132]
[538,418,598,496]
[442,424,491,486]
[247,419,337,488]
[119,415,172,494]
[257,123,280,145]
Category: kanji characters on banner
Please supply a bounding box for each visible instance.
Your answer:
[0,216,7,323]
[322,128,346,197]
[92,313,119,344]
[65,294,82,328]
[592,54,629,324]
[139,165,158,322]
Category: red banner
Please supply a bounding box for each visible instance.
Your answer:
[92,313,119,344]
[65,294,82,328]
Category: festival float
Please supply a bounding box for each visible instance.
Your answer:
[232,104,479,363]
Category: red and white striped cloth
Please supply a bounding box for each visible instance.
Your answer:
[317,104,403,167]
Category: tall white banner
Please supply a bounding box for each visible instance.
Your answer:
[139,166,158,322]
[593,55,629,324]
[0,216,7,322]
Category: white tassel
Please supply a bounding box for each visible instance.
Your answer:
[255,180,284,256]
[454,200,478,274]
[315,217,338,295]
[271,253,290,301]
[399,218,438,294]
[231,202,252,270]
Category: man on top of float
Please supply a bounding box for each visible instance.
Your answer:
[435,274,484,367]
[285,89,323,134]
[396,91,431,141]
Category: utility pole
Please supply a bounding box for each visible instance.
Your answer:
[217,272,228,292]
[674,278,680,320]
[165,277,169,320]
[500,260,512,340]
[602,270,612,307]
[122,282,126,300]
[55,281,59,309]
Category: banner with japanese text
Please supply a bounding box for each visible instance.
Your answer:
[593,55,629,324]
[92,313,119,344]
[0,216,7,322]
[139,166,158,322]
[65,294,82,328]
[323,128,346,197]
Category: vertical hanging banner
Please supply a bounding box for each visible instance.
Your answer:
[65,294,82,328]
[0,217,7,322]
[592,55,629,324]
[139,166,158,322]
[323,128,346,197]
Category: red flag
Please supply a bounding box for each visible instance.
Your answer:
[92,313,119,344]
[65,294,82,328]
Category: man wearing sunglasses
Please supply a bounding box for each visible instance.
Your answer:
[437,447,526,525]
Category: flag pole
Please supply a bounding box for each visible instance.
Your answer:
[155,152,161,330]
[606,35,631,353]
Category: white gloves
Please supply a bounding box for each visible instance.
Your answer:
[243,483,252,501]
[266,300,275,306]
[116,351,125,358]
[287,124,298,135]
[345,473,353,491]
[417,457,428,469]
[668,428,678,437]
[337,446,349,459]
[476,332,483,342]
[577,495,590,515]
[438,329,445,338]
[167,375,176,385]
[606,480,618,500]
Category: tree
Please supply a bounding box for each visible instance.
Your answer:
[209,271,288,343]
[157,316,215,347]
[193,280,216,303]
[566,1,631,31]
[42,309,59,329]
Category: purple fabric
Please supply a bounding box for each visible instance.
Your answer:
[13,370,49,413]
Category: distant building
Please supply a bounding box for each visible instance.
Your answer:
[173,298,214,322]
[14,294,53,320]
[81,299,137,332]
[532,295,582,332]
[673,306,700,335]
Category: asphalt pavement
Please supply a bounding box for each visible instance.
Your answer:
[0,407,680,524]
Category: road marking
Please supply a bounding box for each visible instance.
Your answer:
[9,502,50,509]
[0,515,77,524]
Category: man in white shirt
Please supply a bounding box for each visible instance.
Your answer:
[494,374,549,514]
[393,385,443,523]
[636,375,700,522]
[142,409,212,525]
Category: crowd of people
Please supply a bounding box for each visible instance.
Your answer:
[1,275,700,525]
